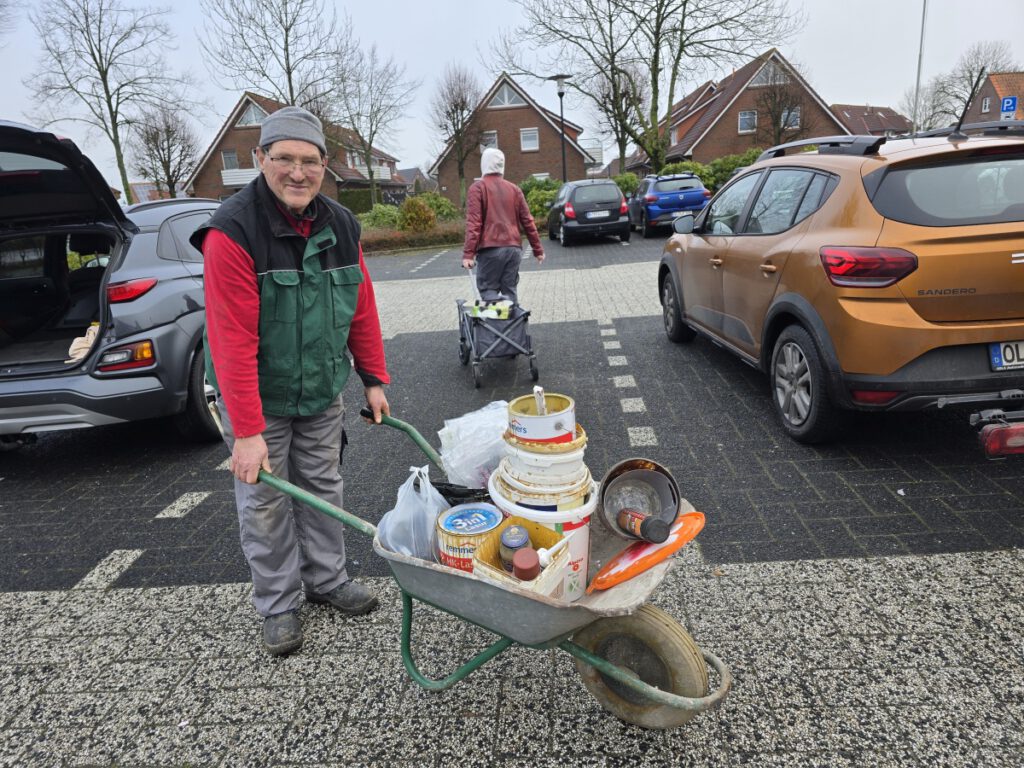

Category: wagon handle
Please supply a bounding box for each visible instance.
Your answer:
[257,469,377,538]
[358,407,444,469]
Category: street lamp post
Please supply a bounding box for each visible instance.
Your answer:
[547,74,571,182]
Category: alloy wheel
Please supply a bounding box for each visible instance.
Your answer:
[774,341,812,426]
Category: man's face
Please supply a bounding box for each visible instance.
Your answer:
[258,140,325,215]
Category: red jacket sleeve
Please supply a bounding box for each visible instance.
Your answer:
[462,181,483,259]
[347,244,390,387]
[516,187,544,257]
[202,228,265,438]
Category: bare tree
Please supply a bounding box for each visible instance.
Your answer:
[496,0,798,173]
[429,64,484,208]
[938,40,1019,122]
[334,44,419,206]
[1,0,17,39]
[753,59,816,147]
[200,0,354,115]
[899,75,949,132]
[590,63,649,172]
[130,105,201,198]
[25,0,191,204]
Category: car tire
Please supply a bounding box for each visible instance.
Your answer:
[661,276,695,343]
[641,213,654,239]
[620,228,631,243]
[174,349,222,443]
[559,221,572,247]
[769,325,844,444]
[548,220,557,241]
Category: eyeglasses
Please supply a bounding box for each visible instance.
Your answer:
[266,155,325,174]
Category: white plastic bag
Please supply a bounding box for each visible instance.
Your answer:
[438,401,508,489]
[377,465,447,560]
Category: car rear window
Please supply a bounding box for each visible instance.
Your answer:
[871,155,1024,226]
[0,237,45,278]
[574,185,621,204]
[654,178,702,192]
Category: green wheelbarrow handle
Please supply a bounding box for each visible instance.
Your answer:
[359,407,444,469]
[257,470,377,538]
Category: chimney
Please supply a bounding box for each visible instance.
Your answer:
[865,104,872,115]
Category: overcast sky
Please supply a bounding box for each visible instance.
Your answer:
[2,0,1022,191]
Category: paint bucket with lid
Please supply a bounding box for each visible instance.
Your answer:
[507,392,576,445]
[435,502,503,573]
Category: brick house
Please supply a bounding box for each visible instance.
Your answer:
[184,92,406,203]
[430,73,595,207]
[963,71,1024,124]
[830,104,912,136]
[627,49,848,173]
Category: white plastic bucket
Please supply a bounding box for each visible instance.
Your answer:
[494,459,591,508]
[503,440,587,483]
[488,474,598,602]
[498,453,590,490]
[507,393,576,444]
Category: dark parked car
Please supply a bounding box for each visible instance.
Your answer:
[629,173,711,238]
[0,121,221,447]
[547,179,630,246]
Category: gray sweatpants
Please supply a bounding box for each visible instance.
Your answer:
[475,245,522,303]
[218,395,349,617]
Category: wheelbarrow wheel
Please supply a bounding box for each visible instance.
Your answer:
[458,339,470,366]
[529,356,539,382]
[571,604,708,730]
[472,362,482,388]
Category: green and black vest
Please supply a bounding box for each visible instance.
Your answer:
[192,176,364,417]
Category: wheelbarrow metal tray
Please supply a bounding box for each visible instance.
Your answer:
[372,535,673,648]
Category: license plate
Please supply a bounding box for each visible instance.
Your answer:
[587,210,610,219]
[989,340,1024,371]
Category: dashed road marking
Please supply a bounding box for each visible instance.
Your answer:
[612,375,637,388]
[155,492,212,520]
[620,398,647,413]
[628,427,659,447]
[600,328,617,336]
[607,355,628,366]
[603,340,622,350]
[73,549,145,590]
[217,458,231,470]
[411,250,449,273]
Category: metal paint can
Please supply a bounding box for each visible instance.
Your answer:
[507,393,576,444]
[436,502,502,573]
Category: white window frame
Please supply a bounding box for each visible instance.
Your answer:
[480,131,498,150]
[738,110,757,134]
[531,172,550,180]
[489,83,527,108]
[520,127,539,152]
[221,150,239,170]
[982,96,991,113]
[781,106,801,130]
[236,103,266,127]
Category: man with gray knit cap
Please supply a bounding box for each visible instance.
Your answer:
[191,105,390,657]
[462,147,545,302]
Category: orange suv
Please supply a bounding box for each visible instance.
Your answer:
[658,125,1024,443]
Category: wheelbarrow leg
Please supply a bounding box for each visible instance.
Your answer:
[400,592,515,691]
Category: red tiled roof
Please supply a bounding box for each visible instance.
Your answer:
[830,104,911,135]
[990,73,1024,117]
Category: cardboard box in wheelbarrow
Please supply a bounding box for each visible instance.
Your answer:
[472,516,570,600]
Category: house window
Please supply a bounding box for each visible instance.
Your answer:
[532,172,550,180]
[781,106,801,130]
[520,128,539,152]
[738,110,757,134]
[982,97,991,113]
[221,150,238,170]
[480,131,498,150]
[488,83,527,108]
[750,62,788,87]
[236,102,267,127]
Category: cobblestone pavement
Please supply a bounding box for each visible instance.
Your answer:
[0,237,1021,766]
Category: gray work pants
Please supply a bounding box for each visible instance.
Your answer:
[217,395,349,617]
[475,246,522,303]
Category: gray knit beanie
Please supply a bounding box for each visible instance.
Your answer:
[259,106,327,155]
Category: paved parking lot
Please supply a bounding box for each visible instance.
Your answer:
[0,236,1022,766]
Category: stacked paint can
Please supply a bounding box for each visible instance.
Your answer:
[488,390,598,601]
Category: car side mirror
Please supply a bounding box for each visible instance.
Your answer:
[672,213,695,235]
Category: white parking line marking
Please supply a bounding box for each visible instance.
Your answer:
[73,549,145,590]
[628,427,659,447]
[612,375,637,388]
[607,355,628,366]
[155,492,211,520]
[600,328,617,336]
[411,250,449,273]
[217,458,230,470]
[620,398,647,413]
[603,340,622,350]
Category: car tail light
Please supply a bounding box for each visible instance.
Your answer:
[850,390,902,405]
[644,194,658,203]
[703,189,712,198]
[979,422,1024,457]
[819,247,917,288]
[620,198,628,214]
[564,201,576,219]
[107,278,158,303]
[97,340,155,372]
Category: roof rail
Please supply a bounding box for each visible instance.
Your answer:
[913,119,1024,139]
[756,135,886,163]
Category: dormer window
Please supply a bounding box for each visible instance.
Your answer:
[489,83,527,108]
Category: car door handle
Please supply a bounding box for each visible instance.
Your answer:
[709,258,723,267]
[759,264,777,273]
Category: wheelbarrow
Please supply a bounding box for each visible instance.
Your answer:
[257,411,732,730]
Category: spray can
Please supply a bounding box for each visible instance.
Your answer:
[617,507,670,544]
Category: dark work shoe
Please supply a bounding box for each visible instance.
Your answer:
[262,610,303,656]
[305,580,379,616]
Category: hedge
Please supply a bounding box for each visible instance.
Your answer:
[338,189,374,214]
[361,220,466,255]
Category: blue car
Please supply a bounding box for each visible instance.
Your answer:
[628,173,711,238]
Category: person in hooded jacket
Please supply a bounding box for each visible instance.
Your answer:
[462,148,545,302]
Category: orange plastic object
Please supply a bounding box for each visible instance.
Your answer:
[586,512,705,594]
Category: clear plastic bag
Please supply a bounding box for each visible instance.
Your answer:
[438,400,508,489]
[377,465,448,560]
